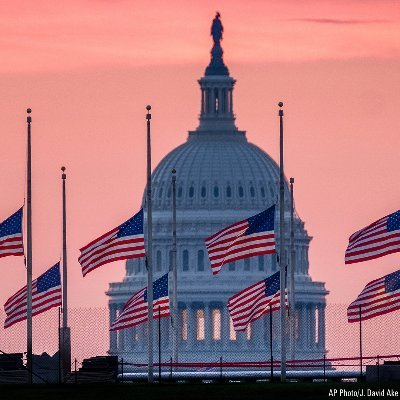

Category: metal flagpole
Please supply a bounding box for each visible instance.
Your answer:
[158,306,161,384]
[278,102,287,382]
[146,105,154,383]
[26,108,33,384]
[61,167,71,380]
[289,177,295,362]
[171,169,178,366]
[359,305,363,380]
[269,304,273,382]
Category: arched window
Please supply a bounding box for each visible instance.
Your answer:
[197,309,205,340]
[183,250,189,271]
[260,187,266,198]
[229,317,237,341]
[213,186,219,197]
[212,309,221,340]
[238,186,244,198]
[156,250,162,272]
[201,186,206,198]
[197,250,204,271]
[246,324,252,340]
[228,261,235,271]
[250,187,255,197]
[244,258,250,271]
[189,187,194,198]
[226,186,232,198]
[181,309,188,340]
[178,187,183,198]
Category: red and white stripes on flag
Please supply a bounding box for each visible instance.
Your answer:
[0,208,24,260]
[79,209,145,277]
[110,274,170,331]
[345,210,400,264]
[347,269,400,323]
[4,263,62,329]
[228,271,287,332]
[205,206,276,275]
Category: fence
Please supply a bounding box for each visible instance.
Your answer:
[0,304,398,382]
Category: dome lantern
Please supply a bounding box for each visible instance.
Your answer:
[197,13,237,132]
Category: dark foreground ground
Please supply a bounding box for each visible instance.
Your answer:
[1,382,400,400]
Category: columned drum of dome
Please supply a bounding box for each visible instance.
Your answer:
[106,14,328,365]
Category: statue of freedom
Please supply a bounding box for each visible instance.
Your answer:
[211,12,223,45]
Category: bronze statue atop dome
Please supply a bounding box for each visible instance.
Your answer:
[211,12,223,45]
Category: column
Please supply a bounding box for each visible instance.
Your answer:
[252,317,264,350]
[300,304,307,351]
[187,304,196,347]
[229,89,233,114]
[109,304,118,352]
[210,89,215,114]
[221,306,229,350]
[204,303,212,349]
[317,304,326,351]
[309,304,316,350]
[218,88,223,114]
[117,304,125,352]
[201,89,205,114]
[124,327,130,351]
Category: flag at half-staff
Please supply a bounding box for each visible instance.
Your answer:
[4,263,62,328]
[228,271,287,332]
[0,208,24,259]
[347,269,400,322]
[205,205,276,275]
[110,273,170,331]
[79,209,145,276]
[345,210,400,264]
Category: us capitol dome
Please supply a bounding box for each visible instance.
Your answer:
[106,14,328,363]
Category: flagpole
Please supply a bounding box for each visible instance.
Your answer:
[171,168,178,366]
[146,105,154,384]
[269,304,273,382]
[26,108,33,384]
[278,102,287,382]
[359,305,363,381]
[61,167,71,379]
[289,177,295,362]
[158,306,161,384]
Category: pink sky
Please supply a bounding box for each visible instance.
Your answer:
[0,0,399,313]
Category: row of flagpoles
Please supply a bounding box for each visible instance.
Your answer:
[0,103,291,383]
[1,104,399,384]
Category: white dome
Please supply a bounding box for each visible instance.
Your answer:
[151,130,290,212]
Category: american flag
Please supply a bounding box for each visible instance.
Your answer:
[347,269,400,322]
[345,210,400,264]
[4,263,62,328]
[110,273,170,331]
[0,208,24,259]
[228,271,286,332]
[79,209,145,277]
[205,205,276,275]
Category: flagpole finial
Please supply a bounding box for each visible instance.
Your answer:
[27,108,32,123]
[172,168,176,175]
[278,102,283,117]
[146,105,151,120]
[61,166,66,180]
[290,177,294,184]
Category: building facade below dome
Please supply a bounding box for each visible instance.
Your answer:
[106,14,328,365]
